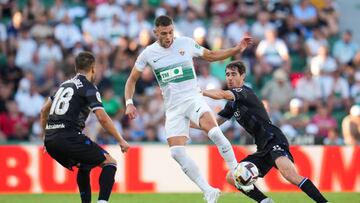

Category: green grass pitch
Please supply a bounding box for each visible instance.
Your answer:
[0,193,359,203]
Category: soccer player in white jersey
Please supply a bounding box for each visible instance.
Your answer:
[124,15,252,203]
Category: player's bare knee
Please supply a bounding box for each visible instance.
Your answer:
[103,154,117,165]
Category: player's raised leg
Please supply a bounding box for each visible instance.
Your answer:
[97,154,117,203]
[168,136,220,203]
[199,112,238,173]
[275,156,329,203]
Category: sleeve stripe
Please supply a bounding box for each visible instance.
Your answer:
[91,106,104,111]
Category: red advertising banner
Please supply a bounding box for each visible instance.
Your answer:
[0,145,359,193]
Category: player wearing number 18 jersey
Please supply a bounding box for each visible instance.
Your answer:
[40,52,129,203]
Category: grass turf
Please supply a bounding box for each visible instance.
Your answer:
[0,192,358,203]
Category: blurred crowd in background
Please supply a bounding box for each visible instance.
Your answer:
[0,0,360,145]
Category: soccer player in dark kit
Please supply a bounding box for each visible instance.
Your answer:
[201,60,329,203]
[40,51,130,203]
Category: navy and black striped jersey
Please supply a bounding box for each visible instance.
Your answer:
[218,85,288,150]
[46,74,103,133]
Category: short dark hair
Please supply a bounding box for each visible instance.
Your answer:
[154,15,173,27]
[75,51,95,72]
[226,60,246,75]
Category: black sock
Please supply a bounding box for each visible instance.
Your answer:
[238,185,268,202]
[77,168,91,203]
[98,164,117,201]
[299,178,328,203]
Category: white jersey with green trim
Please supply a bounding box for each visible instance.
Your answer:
[134,36,205,108]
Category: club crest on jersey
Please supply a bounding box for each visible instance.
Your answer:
[179,49,185,56]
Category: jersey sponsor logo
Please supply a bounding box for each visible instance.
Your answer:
[45,123,65,130]
[195,43,201,49]
[96,92,102,103]
[160,66,184,83]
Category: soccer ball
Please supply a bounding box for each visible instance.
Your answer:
[233,161,259,186]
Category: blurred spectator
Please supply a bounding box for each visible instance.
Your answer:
[310,45,337,77]
[262,99,283,127]
[278,15,304,54]
[323,128,343,145]
[30,13,54,42]
[81,9,107,45]
[310,104,337,138]
[295,69,321,110]
[23,0,45,21]
[225,16,249,46]
[238,0,260,21]
[327,70,351,111]
[261,69,293,111]
[207,16,225,49]
[332,30,359,67]
[342,105,360,145]
[49,0,67,23]
[0,81,14,113]
[350,71,360,105]
[251,10,275,41]
[318,0,339,36]
[305,27,328,58]
[37,36,63,68]
[292,0,318,29]
[54,14,82,49]
[135,67,157,96]
[146,87,165,127]
[110,52,132,97]
[15,76,45,119]
[281,98,310,137]
[105,14,127,46]
[143,126,159,142]
[102,86,123,118]
[92,38,111,60]
[176,7,205,38]
[209,0,238,25]
[36,61,61,97]
[15,28,37,72]
[96,0,123,20]
[1,53,23,92]
[0,100,29,141]
[128,10,152,39]
[0,21,7,54]
[270,0,293,27]
[255,28,290,81]
[197,63,222,91]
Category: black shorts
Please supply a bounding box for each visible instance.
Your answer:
[241,142,294,178]
[44,131,107,170]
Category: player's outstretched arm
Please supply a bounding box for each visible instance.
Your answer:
[124,67,142,120]
[201,36,253,62]
[40,98,52,141]
[94,109,130,153]
[203,89,235,101]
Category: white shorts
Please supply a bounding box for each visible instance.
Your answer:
[165,95,212,139]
